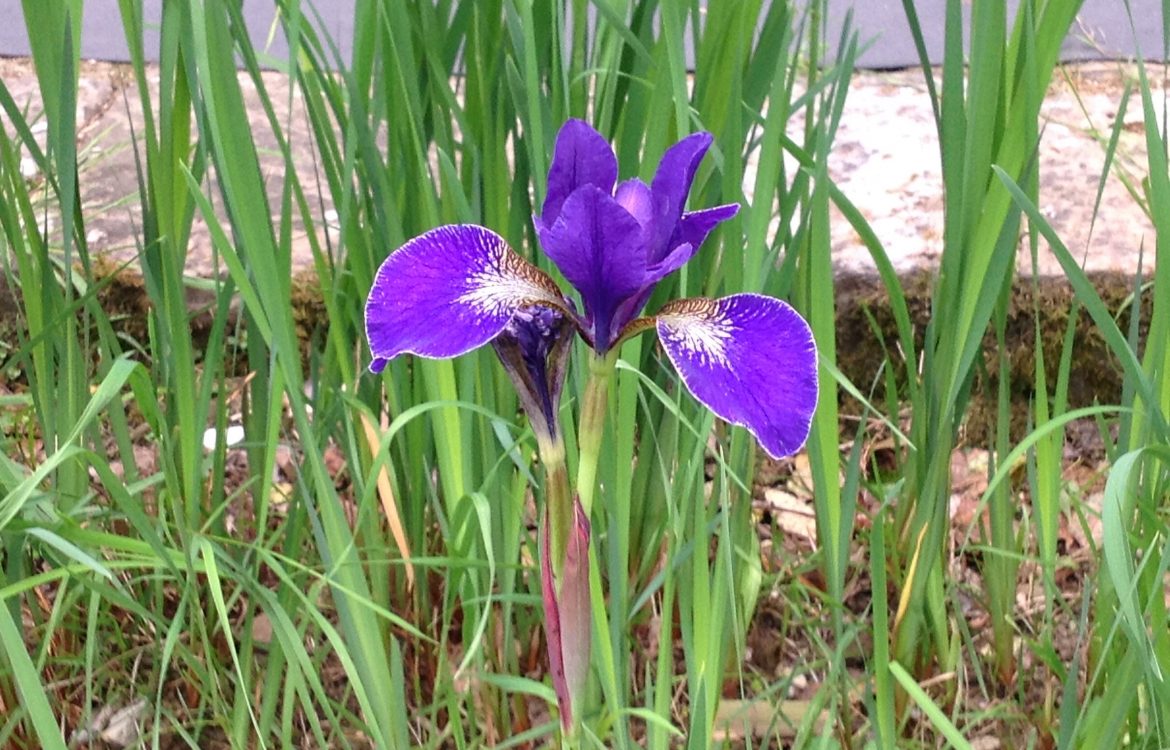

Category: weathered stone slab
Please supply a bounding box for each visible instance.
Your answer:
[1,58,327,279]
[2,58,1161,281]
[0,58,1162,413]
[815,64,1160,278]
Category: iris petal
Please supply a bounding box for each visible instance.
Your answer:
[610,203,740,345]
[656,294,818,459]
[648,132,714,262]
[365,225,563,371]
[538,185,647,350]
[614,177,653,229]
[671,203,740,258]
[644,203,740,285]
[542,119,618,228]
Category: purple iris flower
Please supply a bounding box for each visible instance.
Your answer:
[534,119,742,354]
[364,120,818,459]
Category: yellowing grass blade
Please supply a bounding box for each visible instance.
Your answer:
[359,411,415,589]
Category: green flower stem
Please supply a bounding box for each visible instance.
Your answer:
[536,431,572,580]
[535,430,584,747]
[576,350,618,516]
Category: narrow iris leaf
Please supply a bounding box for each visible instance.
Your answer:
[656,294,818,459]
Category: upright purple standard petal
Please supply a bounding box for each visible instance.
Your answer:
[647,132,714,262]
[613,178,653,228]
[656,294,818,459]
[532,123,741,355]
[538,186,647,350]
[365,225,563,372]
[541,119,618,228]
[607,203,742,347]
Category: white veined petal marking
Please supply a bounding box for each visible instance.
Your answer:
[657,298,733,368]
[457,234,561,318]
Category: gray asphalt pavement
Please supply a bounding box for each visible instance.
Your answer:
[0,1,1164,70]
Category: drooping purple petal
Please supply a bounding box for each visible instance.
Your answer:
[541,119,618,228]
[656,294,818,459]
[537,185,647,350]
[365,225,563,372]
[648,132,714,262]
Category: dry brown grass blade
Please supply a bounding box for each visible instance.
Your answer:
[359,411,415,589]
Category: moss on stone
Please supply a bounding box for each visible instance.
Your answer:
[835,269,1151,443]
[2,259,1155,448]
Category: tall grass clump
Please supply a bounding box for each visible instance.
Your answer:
[0,0,861,746]
[885,0,1083,692]
[9,0,1170,746]
[871,0,1170,745]
[992,5,1170,741]
[287,0,858,743]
